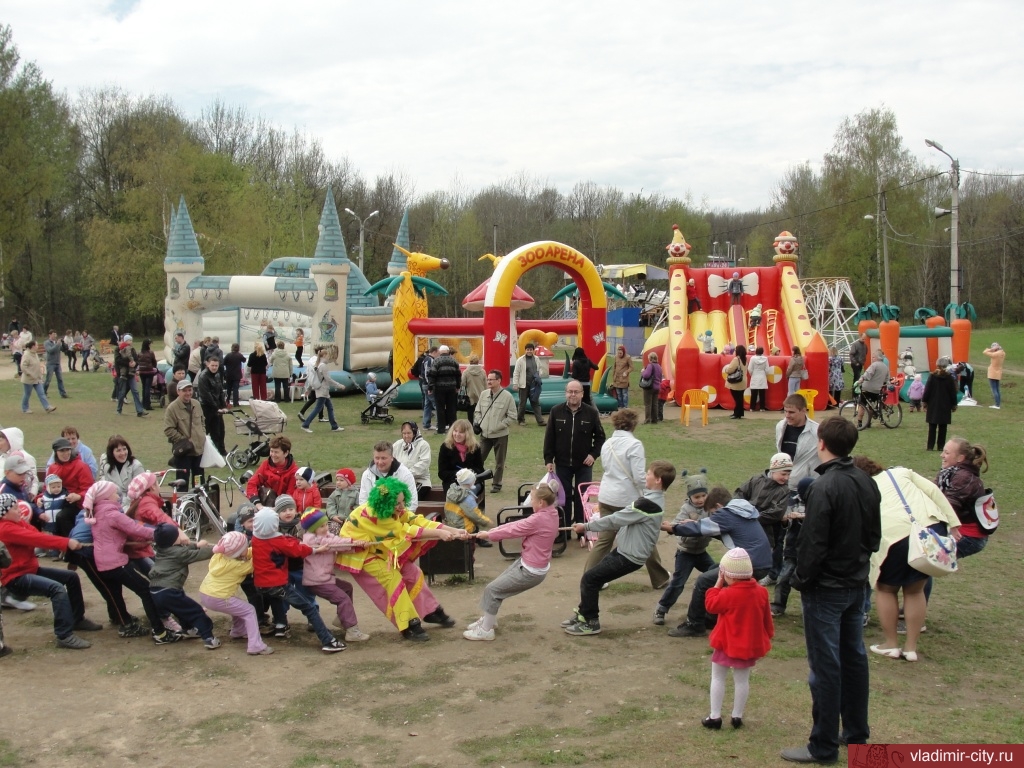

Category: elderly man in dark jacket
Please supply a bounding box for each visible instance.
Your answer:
[543,381,606,536]
[782,417,881,765]
[427,345,462,435]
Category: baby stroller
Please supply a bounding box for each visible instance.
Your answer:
[227,400,288,470]
[89,350,108,372]
[360,380,399,425]
[151,370,169,408]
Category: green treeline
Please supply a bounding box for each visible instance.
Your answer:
[1,26,1022,336]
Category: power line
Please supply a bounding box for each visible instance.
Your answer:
[962,169,1024,178]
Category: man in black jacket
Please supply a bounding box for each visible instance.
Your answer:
[427,345,462,434]
[543,381,606,534]
[782,417,881,765]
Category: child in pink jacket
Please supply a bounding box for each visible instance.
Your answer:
[86,481,180,644]
[300,510,369,643]
[463,479,561,641]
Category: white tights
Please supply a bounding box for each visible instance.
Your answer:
[709,661,751,719]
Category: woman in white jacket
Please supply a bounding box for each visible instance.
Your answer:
[747,346,770,412]
[98,435,146,510]
[393,421,432,493]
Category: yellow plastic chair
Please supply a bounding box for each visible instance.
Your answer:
[681,389,709,427]
[796,388,818,420]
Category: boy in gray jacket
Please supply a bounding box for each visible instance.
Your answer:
[148,523,217,649]
[563,460,676,636]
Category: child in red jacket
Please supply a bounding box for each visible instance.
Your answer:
[250,505,345,653]
[658,378,672,421]
[701,548,774,730]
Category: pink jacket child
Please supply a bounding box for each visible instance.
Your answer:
[299,509,371,643]
[124,472,177,560]
[85,481,155,573]
[462,479,561,641]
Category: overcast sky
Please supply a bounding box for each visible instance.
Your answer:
[5,0,1022,211]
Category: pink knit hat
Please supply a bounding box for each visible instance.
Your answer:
[213,531,249,558]
[127,471,158,501]
[83,480,119,512]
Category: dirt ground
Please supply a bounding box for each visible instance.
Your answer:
[2,532,826,768]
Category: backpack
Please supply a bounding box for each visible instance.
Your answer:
[410,352,427,380]
[306,363,322,391]
[975,488,998,534]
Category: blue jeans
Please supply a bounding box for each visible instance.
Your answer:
[614,387,628,408]
[286,571,335,646]
[302,397,337,429]
[151,587,214,640]
[45,364,67,397]
[116,376,144,414]
[8,567,85,639]
[22,382,52,412]
[989,378,1001,407]
[799,585,871,760]
[657,549,715,613]
[421,386,435,429]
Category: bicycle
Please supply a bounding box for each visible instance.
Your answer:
[838,382,903,429]
[159,472,248,541]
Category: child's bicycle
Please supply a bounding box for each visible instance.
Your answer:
[838,381,903,429]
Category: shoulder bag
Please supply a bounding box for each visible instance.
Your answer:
[884,470,957,577]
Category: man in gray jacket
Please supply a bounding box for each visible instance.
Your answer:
[43,330,69,399]
[474,371,518,493]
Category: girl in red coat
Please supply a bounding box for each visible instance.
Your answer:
[701,547,774,730]
[292,466,323,513]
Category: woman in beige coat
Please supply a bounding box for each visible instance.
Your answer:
[982,342,1005,409]
[20,341,57,414]
[611,345,633,409]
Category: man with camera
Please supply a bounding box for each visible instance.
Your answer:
[473,370,519,494]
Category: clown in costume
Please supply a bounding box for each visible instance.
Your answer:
[338,476,466,641]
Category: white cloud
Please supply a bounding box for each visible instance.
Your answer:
[5,0,1023,209]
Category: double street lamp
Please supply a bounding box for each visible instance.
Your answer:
[924,139,960,307]
[344,208,379,273]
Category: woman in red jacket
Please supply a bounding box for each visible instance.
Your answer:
[245,435,298,508]
[700,548,774,730]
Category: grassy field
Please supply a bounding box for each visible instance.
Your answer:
[0,328,1021,767]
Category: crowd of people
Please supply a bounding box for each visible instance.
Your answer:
[0,327,1006,762]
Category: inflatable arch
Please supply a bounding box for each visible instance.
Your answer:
[483,242,608,372]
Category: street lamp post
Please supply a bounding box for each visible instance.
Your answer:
[863,190,891,305]
[925,139,960,307]
[343,208,379,273]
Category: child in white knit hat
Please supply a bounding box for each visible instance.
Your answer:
[444,468,492,539]
[700,547,774,730]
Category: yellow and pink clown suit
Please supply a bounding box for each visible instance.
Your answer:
[337,477,443,633]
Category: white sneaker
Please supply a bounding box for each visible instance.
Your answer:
[467,618,497,631]
[2,594,37,611]
[989,405,1000,409]
[345,626,371,642]
[463,626,495,641]
[301,426,313,433]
